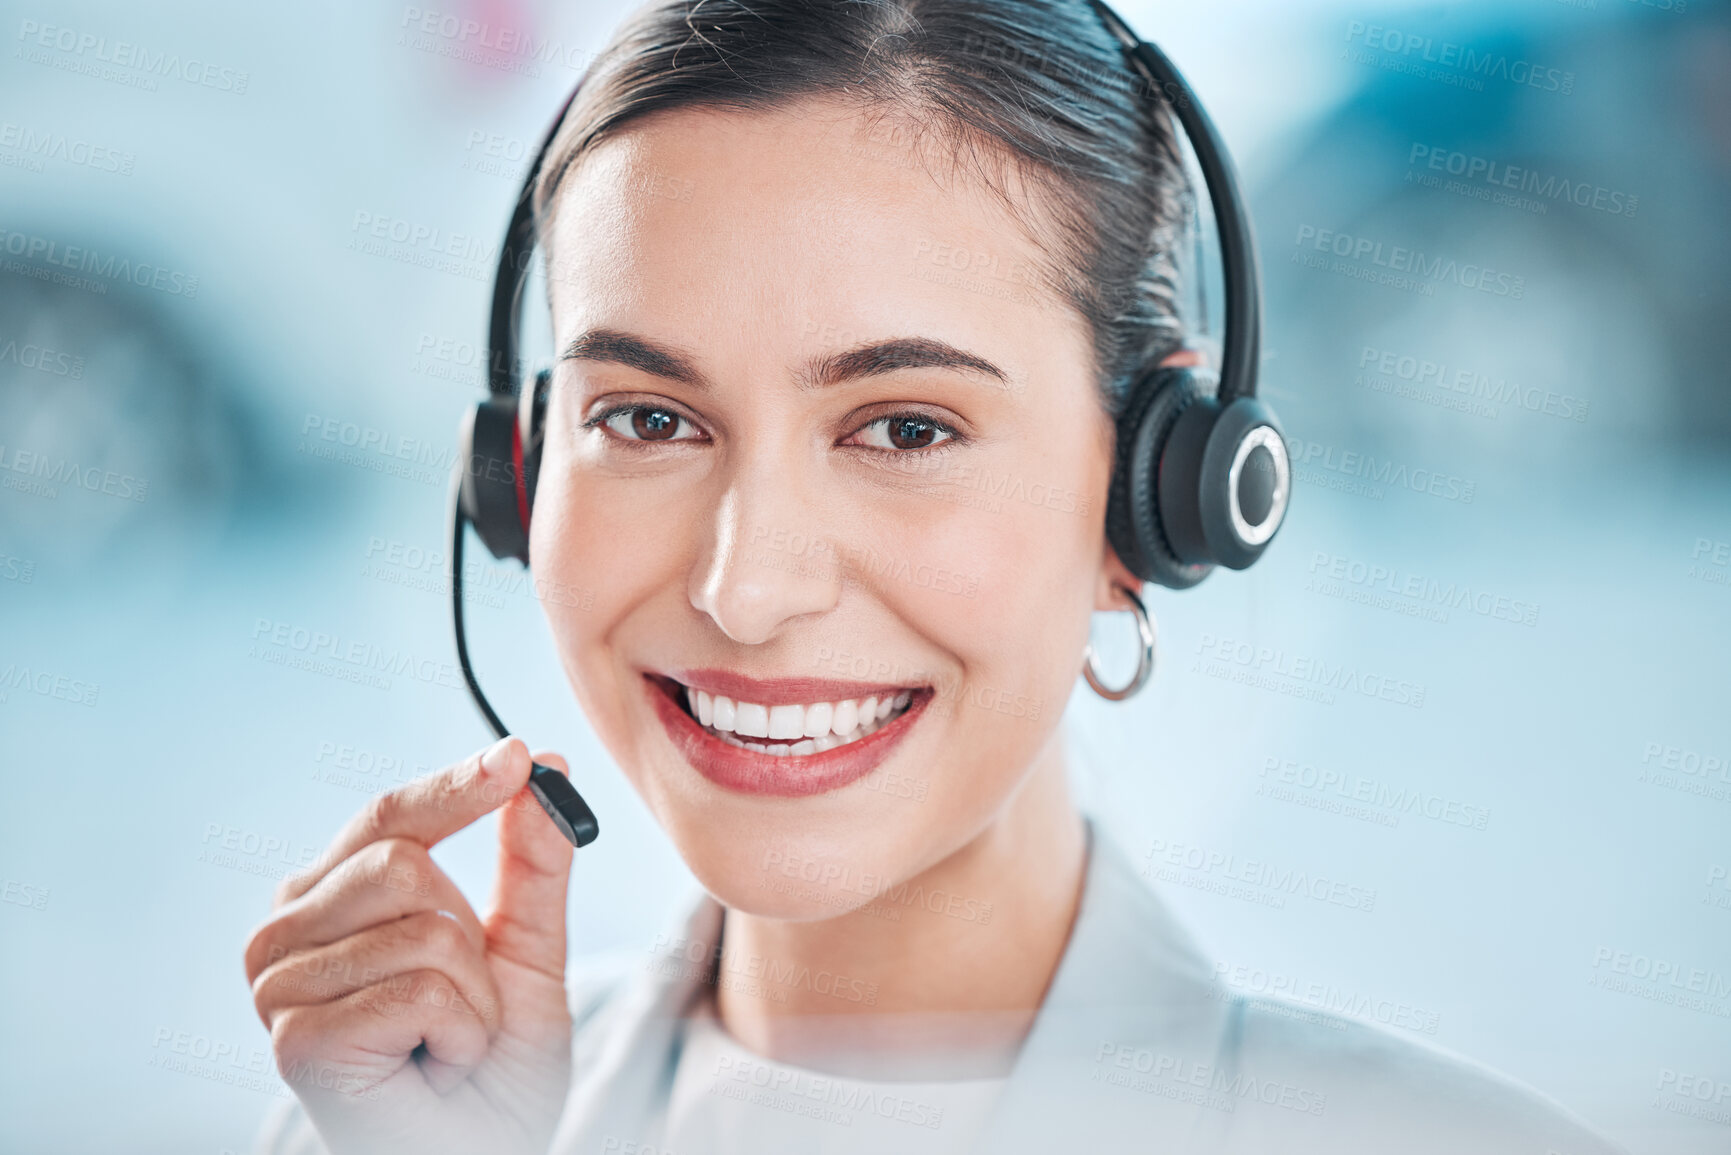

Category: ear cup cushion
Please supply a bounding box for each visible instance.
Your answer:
[519,369,551,522]
[1106,369,1216,590]
[1105,372,1167,581]
[459,395,531,565]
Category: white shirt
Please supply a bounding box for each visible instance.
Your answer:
[662,1000,1006,1155]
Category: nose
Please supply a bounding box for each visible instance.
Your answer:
[689,466,842,645]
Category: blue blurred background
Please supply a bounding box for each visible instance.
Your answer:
[2,0,1727,1151]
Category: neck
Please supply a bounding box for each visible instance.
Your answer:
[714,729,1089,1080]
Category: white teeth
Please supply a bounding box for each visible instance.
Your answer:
[831,699,859,736]
[803,701,833,738]
[767,704,805,740]
[734,701,770,738]
[683,684,919,755]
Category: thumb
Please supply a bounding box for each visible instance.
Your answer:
[485,750,575,984]
[275,735,534,907]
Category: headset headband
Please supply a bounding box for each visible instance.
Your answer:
[1083,0,1261,404]
[488,86,581,398]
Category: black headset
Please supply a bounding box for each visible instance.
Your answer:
[450,0,1291,847]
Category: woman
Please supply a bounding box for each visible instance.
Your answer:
[245,1,1624,1151]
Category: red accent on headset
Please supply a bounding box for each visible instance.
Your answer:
[511,418,531,536]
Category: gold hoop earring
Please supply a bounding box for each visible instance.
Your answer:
[1083,583,1156,701]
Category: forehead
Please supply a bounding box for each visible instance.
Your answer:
[543,98,1084,357]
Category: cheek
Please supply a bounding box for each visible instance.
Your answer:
[530,407,700,626]
[526,479,603,700]
[884,437,1108,680]
[862,472,1102,768]
[526,448,679,743]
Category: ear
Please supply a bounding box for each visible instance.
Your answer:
[1096,542,1143,613]
[1159,346,1207,371]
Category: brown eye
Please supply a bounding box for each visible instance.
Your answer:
[598,406,700,442]
[889,418,938,449]
[852,414,958,452]
[632,408,678,440]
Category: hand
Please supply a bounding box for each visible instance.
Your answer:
[244,738,576,1155]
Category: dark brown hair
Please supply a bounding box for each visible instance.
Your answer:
[533,0,1191,416]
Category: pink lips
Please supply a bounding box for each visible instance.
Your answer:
[644,672,931,798]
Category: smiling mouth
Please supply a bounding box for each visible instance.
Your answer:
[644,672,932,797]
[667,680,916,756]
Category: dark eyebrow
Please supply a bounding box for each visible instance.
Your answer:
[559,329,707,388]
[559,328,1009,392]
[802,336,1009,391]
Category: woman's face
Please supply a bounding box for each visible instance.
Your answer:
[534,98,1128,916]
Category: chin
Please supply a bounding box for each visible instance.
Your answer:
[647,768,940,922]
[612,665,935,910]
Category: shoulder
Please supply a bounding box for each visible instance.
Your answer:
[1061,825,1625,1153]
[1215,993,1628,1155]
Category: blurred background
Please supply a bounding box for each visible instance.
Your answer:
[1,0,1726,1151]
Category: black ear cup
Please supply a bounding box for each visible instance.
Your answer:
[459,370,551,566]
[1197,395,1289,569]
[1106,367,1216,590]
[458,395,526,564]
[1106,367,1290,587]
[1155,390,1289,571]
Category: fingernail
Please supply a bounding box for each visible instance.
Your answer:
[481,737,516,777]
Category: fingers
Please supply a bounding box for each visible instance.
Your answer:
[275,737,533,907]
[252,910,502,1037]
[239,738,580,1137]
[270,968,492,1104]
[485,751,576,987]
[245,837,480,984]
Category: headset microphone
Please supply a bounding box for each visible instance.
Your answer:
[450,0,1290,847]
[448,84,597,850]
[451,470,599,848]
